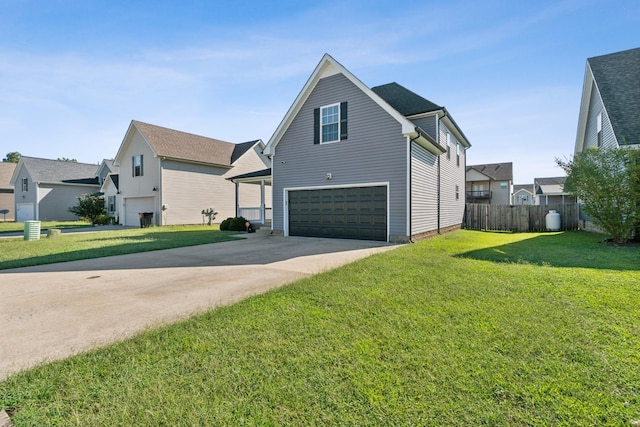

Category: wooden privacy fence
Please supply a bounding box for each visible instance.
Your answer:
[464,203,579,232]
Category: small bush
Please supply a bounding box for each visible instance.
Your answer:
[94,215,112,226]
[219,217,249,231]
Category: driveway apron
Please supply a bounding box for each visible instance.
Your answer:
[0,231,397,380]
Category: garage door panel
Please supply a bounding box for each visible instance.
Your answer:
[288,186,387,241]
[124,197,155,227]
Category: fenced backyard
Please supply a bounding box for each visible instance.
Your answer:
[464,203,580,232]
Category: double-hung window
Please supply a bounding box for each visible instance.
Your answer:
[132,154,143,177]
[446,131,451,160]
[22,178,28,192]
[321,103,340,143]
[314,102,348,144]
[456,142,460,167]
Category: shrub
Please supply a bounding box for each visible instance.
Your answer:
[94,215,112,225]
[68,193,106,225]
[219,216,249,231]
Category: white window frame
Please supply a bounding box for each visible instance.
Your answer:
[446,131,451,160]
[320,103,340,144]
[22,178,28,192]
[596,111,603,147]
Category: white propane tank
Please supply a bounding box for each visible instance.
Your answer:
[546,210,561,231]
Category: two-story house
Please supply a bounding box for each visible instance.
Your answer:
[466,162,513,205]
[113,120,270,227]
[261,54,471,243]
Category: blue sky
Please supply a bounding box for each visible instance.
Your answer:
[1,0,637,183]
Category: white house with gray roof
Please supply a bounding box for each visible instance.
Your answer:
[575,47,640,152]
[10,157,101,221]
[261,54,471,242]
[113,120,269,227]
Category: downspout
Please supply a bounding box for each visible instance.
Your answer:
[408,136,413,242]
[437,155,441,234]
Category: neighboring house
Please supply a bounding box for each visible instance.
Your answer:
[512,184,534,205]
[261,53,471,242]
[96,159,118,186]
[113,120,270,227]
[101,173,120,221]
[9,157,100,221]
[575,47,640,152]
[533,177,576,205]
[0,162,17,221]
[466,162,513,205]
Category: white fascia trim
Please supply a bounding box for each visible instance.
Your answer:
[282,182,390,241]
[113,121,159,167]
[574,62,594,154]
[264,53,415,156]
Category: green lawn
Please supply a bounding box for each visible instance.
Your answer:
[0,220,92,233]
[2,230,639,425]
[0,225,239,270]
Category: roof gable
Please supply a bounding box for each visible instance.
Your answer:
[588,47,640,146]
[264,54,430,156]
[11,157,99,186]
[576,47,640,152]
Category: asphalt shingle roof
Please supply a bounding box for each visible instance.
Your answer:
[588,47,640,146]
[0,162,17,188]
[133,121,256,166]
[371,82,442,116]
[466,162,513,182]
[19,157,99,184]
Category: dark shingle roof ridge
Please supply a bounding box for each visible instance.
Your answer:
[588,47,640,145]
[231,140,260,164]
[371,82,443,116]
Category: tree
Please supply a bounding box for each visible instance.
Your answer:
[68,193,106,225]
[3,152,20,163]
[57,157,78,162]
[556,148,640,243]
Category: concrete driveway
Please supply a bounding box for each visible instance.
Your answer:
[0,230,398,380]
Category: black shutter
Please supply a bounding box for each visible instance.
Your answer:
[313,108,320,144]
[132,156,135,177]
[140,154,144,176]
[340,101,348,140]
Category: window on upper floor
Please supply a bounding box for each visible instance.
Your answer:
[446,131,451,160]
[597,111,603,147]
[22,178,28,192]
[132,154,143,177]
[456,142,460,167]
[314,102,348,144]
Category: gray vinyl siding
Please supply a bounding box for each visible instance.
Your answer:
[411,115,438,140]
[410,142,438,233]
[39,183,100,221]
[436,121,466,228]
[161,160,236,225]
[585,84,617,149]
[272,73,408,240]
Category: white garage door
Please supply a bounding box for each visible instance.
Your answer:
[124,197,155,227]
[16,203,35,222]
